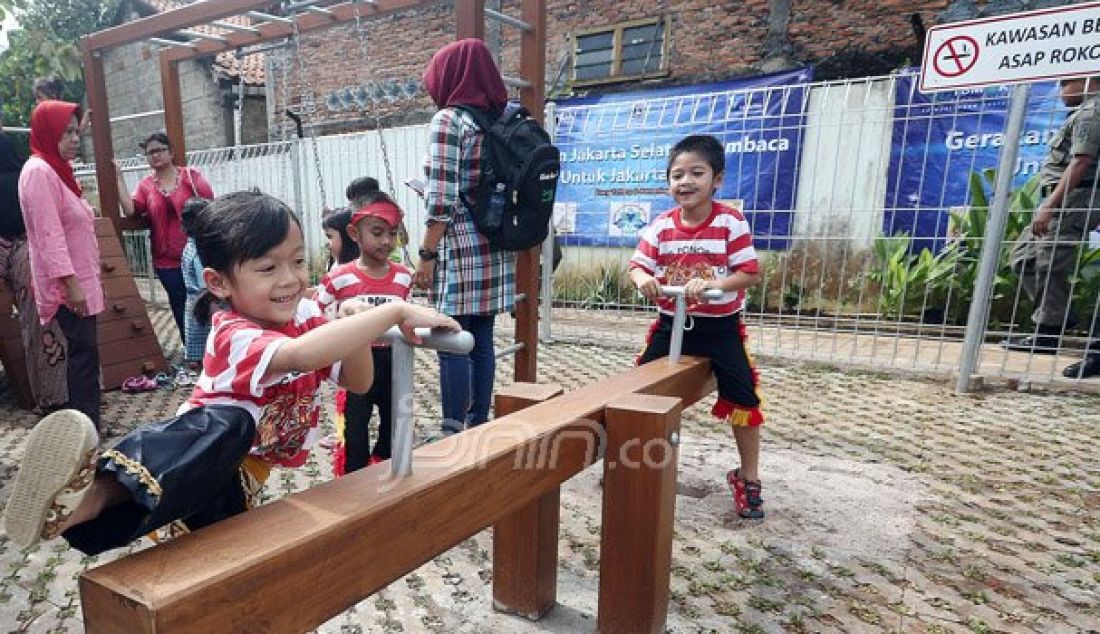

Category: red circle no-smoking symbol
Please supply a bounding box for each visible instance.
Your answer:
[933,35,980,78]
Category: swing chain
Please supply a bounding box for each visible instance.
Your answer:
[351,0,396,197]
[278,44,292,171]
[291,17,329,210]
[352,0,411,265]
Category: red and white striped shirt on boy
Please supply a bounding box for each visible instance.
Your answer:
[316,262,412,312]
[315,262,413,345]
[629,201,759,317]
[182,298,339,468]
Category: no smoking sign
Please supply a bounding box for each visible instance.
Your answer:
[932,36,979,78]
[920,1,1100,92]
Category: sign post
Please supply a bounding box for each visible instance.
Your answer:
[921,4,1100,392]
[955,83,1030,394]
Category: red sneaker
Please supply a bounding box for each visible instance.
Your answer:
[367,455,384,466]
[726,469,764,519]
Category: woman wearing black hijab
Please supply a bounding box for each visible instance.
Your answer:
[0,127,68,410]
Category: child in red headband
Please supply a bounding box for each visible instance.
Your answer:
[315,192,412,474]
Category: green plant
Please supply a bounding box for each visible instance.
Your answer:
[868,169,1100,326]
[782,283,803,311]
[1070,246,1100,321]
[938,170,1039,323]
[867,233,956,319]
[0,0,126,128]
[754,246,876,315]
[552,264,646,308]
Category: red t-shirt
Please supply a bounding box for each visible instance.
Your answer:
[182,299,338,468]
[629,201,759,317]
[131,167,214,268]
[316,262,413,346]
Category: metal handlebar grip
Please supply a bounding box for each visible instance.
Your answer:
[378,326,474,354]
[659,286,725,364]
[387,326,473,479]
[659,285,724,301]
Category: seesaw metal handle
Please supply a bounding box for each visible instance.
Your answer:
[378,326,474,354]
[387,327,474,478]
[658,285,724,364]
[659,285,725,300]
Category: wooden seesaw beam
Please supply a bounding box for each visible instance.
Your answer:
[79,358,715,633]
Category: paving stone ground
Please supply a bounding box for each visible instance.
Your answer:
[0,306,1098,633]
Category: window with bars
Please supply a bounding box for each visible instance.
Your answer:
[572,17,669,86]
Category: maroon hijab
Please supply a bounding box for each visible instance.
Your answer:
[423,38,507,112]
[30,100,83,197]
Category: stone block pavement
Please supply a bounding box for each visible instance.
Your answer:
[0,306,1098,632]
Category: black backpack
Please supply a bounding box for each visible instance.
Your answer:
[456,105,560,251]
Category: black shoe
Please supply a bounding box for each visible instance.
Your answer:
[1062,354,1100,379]
[1000,334,1061,354]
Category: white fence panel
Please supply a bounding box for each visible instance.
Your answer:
[98,126,433,272]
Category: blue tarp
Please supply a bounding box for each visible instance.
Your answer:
[885,67,1065,251]
[552,67,813,249]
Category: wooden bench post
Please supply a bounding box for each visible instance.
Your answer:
[598,394,682,634]
[492,382,564,619]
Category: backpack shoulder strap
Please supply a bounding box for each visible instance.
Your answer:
[451,105,501,133]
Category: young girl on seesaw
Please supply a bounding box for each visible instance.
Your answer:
[2,190,458,554]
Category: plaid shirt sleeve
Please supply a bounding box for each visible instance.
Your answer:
[425,109,463,225]
[424,108,483,225]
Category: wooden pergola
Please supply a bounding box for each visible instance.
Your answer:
[80,0,546,382]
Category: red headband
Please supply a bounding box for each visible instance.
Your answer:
[350,201,403,228]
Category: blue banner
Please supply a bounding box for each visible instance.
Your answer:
[552,68,813,249]
[885,67,1066,251]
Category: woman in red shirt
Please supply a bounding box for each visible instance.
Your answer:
[116,133,214,341]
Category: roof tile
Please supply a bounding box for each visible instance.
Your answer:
[140,0,265,86]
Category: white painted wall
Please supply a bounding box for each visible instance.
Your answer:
[793,76,895,249]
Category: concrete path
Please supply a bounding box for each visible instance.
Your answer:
[0,307,1097,632]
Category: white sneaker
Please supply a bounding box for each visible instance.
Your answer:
[3,410,99,548]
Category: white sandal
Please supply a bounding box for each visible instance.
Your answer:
[3,410,99,548]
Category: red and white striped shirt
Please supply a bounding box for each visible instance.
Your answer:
[629,201,759,317]
[315,262,413,347]
[182,299,338,468]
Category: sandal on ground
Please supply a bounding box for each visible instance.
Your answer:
[173,368,196,387]
[121,375,157,393]
[153,372,175,389]
[2,410,99,548]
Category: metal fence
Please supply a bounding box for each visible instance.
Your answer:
[543,72,1099,388]
[73,72,1100,388]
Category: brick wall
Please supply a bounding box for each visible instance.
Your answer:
[94,0,272,160]
[270,2,454,138]
[101,0,1056,145]
[268,0,1029,137]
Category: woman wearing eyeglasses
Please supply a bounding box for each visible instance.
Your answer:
[115,132,214,342]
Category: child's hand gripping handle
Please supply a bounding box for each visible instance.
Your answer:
[659,286,723,365]
[659,286,724,302]
[378,326,473,353]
